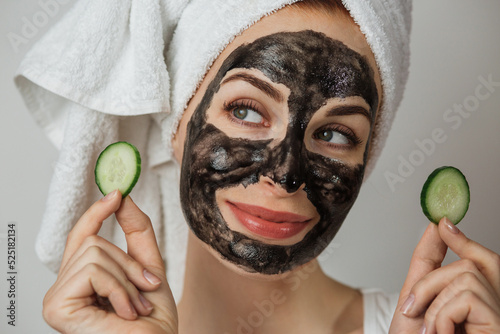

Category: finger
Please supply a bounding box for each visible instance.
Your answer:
[432,291,500,334]
[399,223,448,308]
[60,190,122,270]
[55,244,155,317]
[44,262,138,326]
[60,235,162,292]
[424,272,500,332]
[115,196,165,277]
[403,259,500,317]
[438,217,500,295]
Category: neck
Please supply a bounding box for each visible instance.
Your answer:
[177,231,362,334]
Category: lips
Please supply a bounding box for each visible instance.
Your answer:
[227,201,311,239]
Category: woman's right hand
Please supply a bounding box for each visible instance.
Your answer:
[42,190,178,334]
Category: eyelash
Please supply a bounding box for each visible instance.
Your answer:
[313,124,363,149]
[222,100,269,127]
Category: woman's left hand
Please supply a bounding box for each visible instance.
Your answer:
[389,217,500,333]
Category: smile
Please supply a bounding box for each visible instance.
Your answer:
[227,201,311,239]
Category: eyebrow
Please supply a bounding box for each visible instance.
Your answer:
[326,105,372,123]
[221,73,284,102]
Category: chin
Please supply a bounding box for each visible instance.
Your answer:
[199,236,299,281]
[214,245,295,282]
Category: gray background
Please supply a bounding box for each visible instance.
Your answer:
[1,1,499,333]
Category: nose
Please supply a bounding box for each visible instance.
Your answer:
[267,136,305,194]
[262,175,306,197]
[278,174,303,193]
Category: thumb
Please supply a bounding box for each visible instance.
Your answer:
[399,223,448,304]
[389,223,448,333]
[115,196,165,278]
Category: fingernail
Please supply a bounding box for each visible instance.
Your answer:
[101,190,118,201]
[143,269,161,285]
[139,293,153,311]
[400,294,415,315]
[443,217,459,234]
[420,323,426,334]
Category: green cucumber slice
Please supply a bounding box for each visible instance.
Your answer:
[420,166,470,225]
[94,141,141,198]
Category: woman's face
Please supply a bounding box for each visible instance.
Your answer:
[172,6,382,275]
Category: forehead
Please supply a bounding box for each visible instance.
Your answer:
[212,5,379,79]
[217,30,378,113]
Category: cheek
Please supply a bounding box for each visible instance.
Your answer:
[184,123,272,193]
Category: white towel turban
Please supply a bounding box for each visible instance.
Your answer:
[15,0,412,301]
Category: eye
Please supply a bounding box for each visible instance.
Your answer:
[223,100,269,127]
[315,129,350,145]
[313,125,362,148]
[232,107,263,124]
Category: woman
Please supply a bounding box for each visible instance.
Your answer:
[17,0,500,333]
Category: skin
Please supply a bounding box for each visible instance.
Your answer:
[172,7,378,333]
[41,4,500,334]
[178,30,378,275]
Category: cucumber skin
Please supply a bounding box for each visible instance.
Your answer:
[420,166,470,225]
[94,141,141,198]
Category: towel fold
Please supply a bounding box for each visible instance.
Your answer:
[15,0,412,302]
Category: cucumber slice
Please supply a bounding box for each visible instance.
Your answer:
[94,141,141,198]
[420,166,470,225]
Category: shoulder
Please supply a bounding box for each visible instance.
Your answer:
[327,281,363,334]
[361,288,399,334]
[343,288,398,334]
[322,277,397,334]
[346,328,363,334]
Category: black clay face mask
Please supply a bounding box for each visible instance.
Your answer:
[180,30,378,275]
